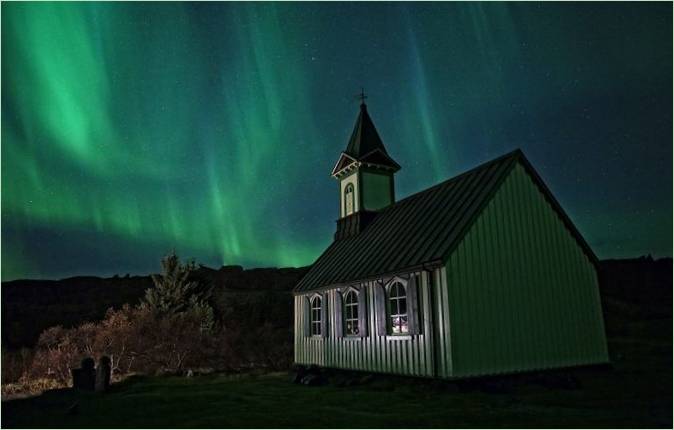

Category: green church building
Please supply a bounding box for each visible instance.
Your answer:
[293,102,609,378]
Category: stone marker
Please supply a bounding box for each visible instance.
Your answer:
[72,357,96,391]
[95,356,111,393]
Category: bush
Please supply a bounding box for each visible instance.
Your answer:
[17,298,295,391]
[27,326,81,385]
[122,306,219,374]
[1,348,34,384]
[245,323,293,370]
[20,304,243,381]
[1,377,62,399]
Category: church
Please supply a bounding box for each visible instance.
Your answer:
[293,102,609,379]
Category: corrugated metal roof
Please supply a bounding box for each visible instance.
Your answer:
[295,150,519,292]
[294,149,598,293]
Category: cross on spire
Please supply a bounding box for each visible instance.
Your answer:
[356,88,368,106]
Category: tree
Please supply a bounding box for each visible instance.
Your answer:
[95,305,136,375]
[29,326,80,384]
[142,252,214,331]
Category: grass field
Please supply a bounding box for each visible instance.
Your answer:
[2,323,671,429]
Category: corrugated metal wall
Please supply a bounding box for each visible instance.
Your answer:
[442,163,609,378]
[431,264,453,378]
[294,269,442,377]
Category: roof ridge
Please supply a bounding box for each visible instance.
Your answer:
[381,148,522,211]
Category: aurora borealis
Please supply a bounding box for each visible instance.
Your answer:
[2,2,671,280]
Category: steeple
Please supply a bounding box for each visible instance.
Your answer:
[332,100,400,240]
[332,103,401,177]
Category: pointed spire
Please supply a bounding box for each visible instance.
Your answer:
[345,104,389,158]
[331,97,401,177]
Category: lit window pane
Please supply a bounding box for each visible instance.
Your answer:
[400,316,409,334]
[391,316,400,334]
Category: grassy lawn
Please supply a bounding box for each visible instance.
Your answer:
[3,318,671,428]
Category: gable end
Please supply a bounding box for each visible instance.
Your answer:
[441,152,598,268]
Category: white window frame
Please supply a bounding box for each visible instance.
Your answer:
[386,278,409,335]
[344,183,355,216]
[343,288,359,336]
[310,295,322,336]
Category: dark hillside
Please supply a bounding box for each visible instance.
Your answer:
[2,276,151,349]
[598,256,671,306]
[597,256,672,338]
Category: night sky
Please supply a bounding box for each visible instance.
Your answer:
[2,2,671,281]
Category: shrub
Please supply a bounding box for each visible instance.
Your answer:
[1,348,33,384]
[123,306,217,374]
[21,303,227,385]
[27,326,81,385]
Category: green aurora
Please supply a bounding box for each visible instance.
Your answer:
[2,2,671,280]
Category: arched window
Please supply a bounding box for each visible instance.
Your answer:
[344,290,359,335]
[344,183,355,216]
[388,281,409,334]
[310,296,322,336]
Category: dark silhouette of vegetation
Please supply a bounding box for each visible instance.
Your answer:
[142,252,214,331]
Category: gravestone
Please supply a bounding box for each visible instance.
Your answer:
[71,357,96,391]
[95,356,111,393]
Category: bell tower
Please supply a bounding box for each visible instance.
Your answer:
[331,99,400,240]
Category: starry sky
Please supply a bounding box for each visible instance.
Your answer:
[2,2,671,281]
